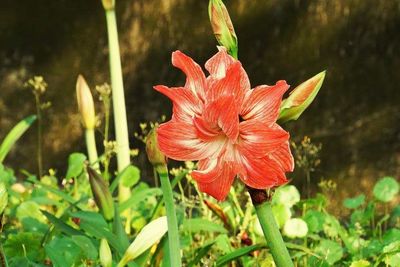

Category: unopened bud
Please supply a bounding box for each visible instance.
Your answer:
[101,0,115,10]
[87,167,114,221]
[145,128,167,167]
[278,71,326,124]
[99,238,112,267]
[76,75,96,130]
[209,0,238,58]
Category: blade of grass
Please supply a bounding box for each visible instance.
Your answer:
[0,115,36,163]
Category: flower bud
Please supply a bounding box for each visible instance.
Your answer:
[87,167,114,221]
[209,0,238,58]
[99,238,112,267]
[76,75,96,130]
[118,216,168,266]
[278,71,326,124]
[145,128,167,167]
[101,0,115,10]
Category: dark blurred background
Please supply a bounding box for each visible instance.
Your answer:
[0,0,399,200]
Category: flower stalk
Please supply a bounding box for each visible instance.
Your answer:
[102,0,132,231]
[146,129,181,267]
[247,187,293,267]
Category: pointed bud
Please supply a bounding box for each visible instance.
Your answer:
[76,75,96,130]
[101,0,115,10]
[99,238,112,267]
[278,71,326,124]
[117,216,168,266]
[145,128,167,167]
[209,0,238,58]
[87,167,114,221]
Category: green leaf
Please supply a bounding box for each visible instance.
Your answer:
[113,203,130,250]
[314,239,343,265]
[272,203,292,228]
[42,210,84,236]
[0,115,36,163]
[344,194,365,209]
[383,229,400,245]
[0,182,8,214]
[283,218,308,238]
[45,236,82,267]
[71,211,124,254]
[71,235,98,260]
[303,210,325,233]
[272,185,300,208]
[216,243,265,267]
[16,200,46,223]
[373,177,399,202]
[120,165,141,188]
[65,153,87,179]
[188,241,216,267]
[119,188,162,213]
[4,232,45,262]
[349,259,371,267]
[181,218,228,234]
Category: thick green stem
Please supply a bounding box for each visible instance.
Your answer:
[156,165,181,267]
[104,6,131,231]
[85,129,99,170]
[248,187,293,267]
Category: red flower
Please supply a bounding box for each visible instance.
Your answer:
[155,48,294,201]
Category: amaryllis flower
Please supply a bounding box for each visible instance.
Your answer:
[155,47,294,201]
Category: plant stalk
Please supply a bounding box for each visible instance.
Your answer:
[35,94,43,178]
[247,187,293,267]
[85,129,99,170]
[156,165,181,267]
[104,5,132,231]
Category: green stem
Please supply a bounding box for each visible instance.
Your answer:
[35,94,43,178]
[104,5,132,231]
[85,129,99,170]
[156,165,181,267]
[0,243,8,267]
[248,187,293,267]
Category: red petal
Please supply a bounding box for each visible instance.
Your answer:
[157,121,226,161]
[191,158,220,183]
[193,116,221,141]
[238,121,289,158]
[196,162,236,201]
[207,62,247,109]
[154,85,203,123]
[268,142,294,172]
[241,80,289,125]
[203,95,239,141]
[239,155,288,189]
[172,51,207,100]
[205,47,236,79]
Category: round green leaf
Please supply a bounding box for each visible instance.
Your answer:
[16,200,46,223]
[272,185,300,208]
[315,239,343,265]
[303,210,325,233]
[373,177,399,202]
[283,218,308,238]
[343,194,365,209]
[120,165,141,188]
[272,203,292,228]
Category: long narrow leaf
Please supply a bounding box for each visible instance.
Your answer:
[0,115,36,163]
[216,243,265,267]
[41,210,84,236]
